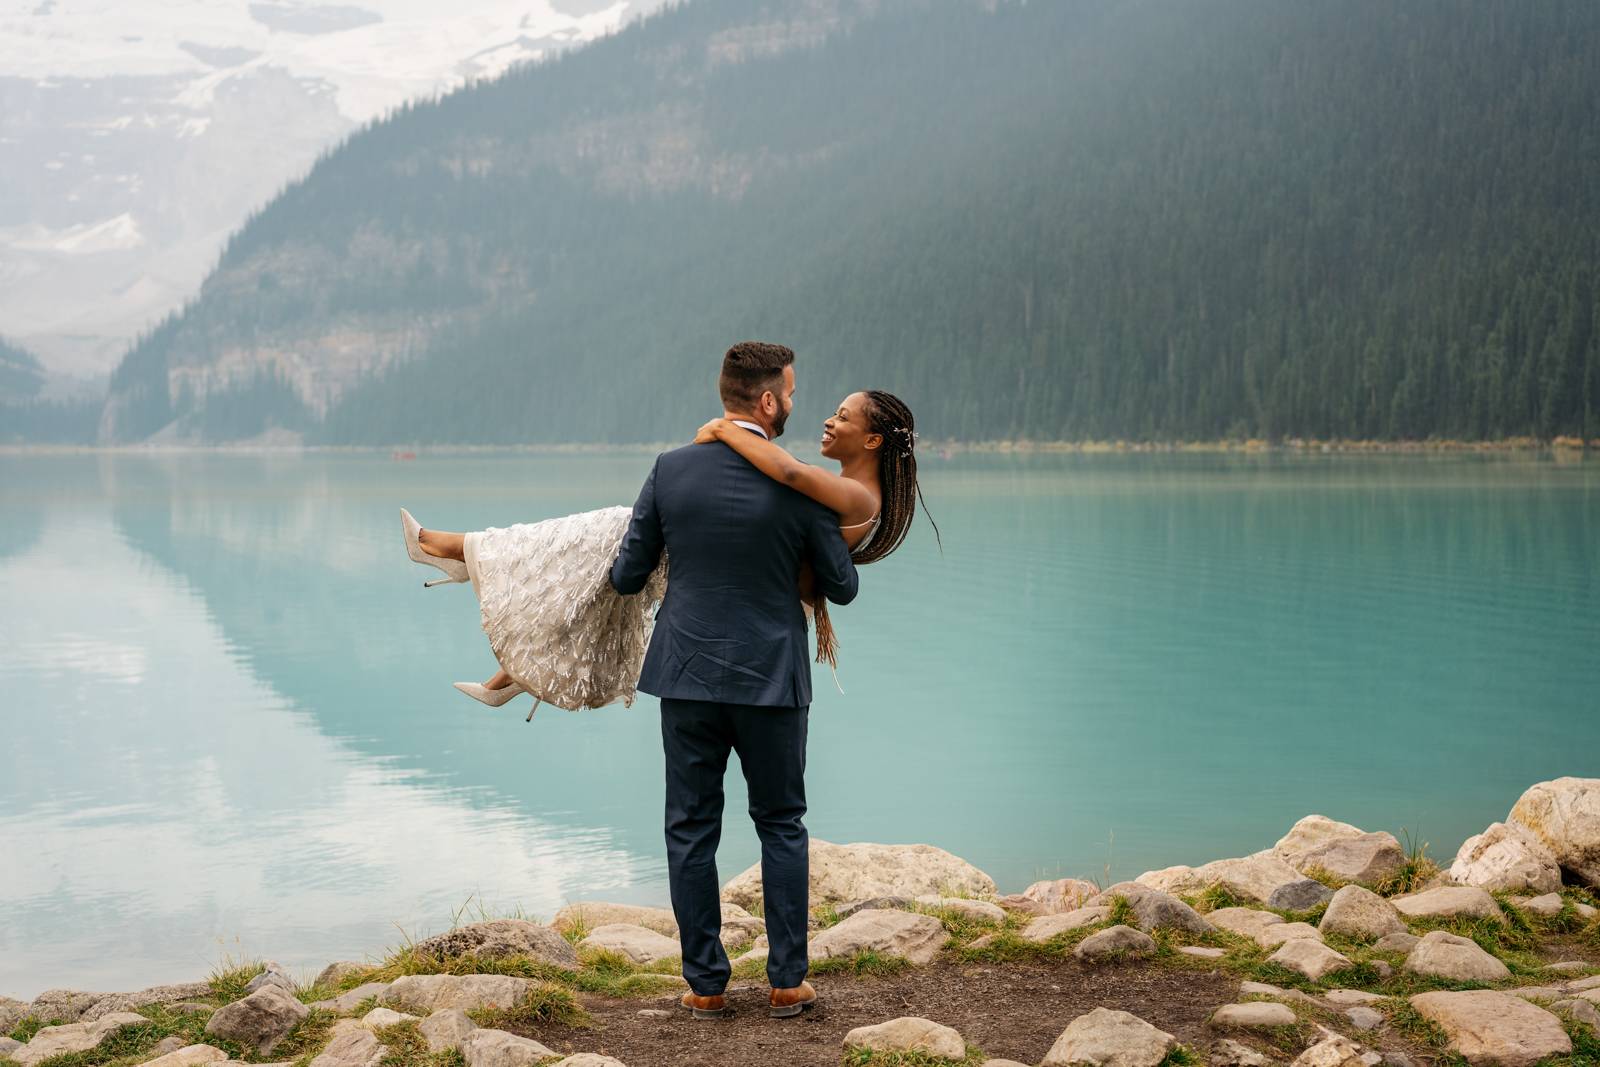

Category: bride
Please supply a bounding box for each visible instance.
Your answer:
[399,389,937,719]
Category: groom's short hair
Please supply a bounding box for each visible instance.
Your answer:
[719,341,795,411]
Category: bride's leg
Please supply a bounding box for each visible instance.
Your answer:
[483,669,514,691]
[418,528,466,561]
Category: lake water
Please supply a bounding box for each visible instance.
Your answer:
[2,450,1597,998]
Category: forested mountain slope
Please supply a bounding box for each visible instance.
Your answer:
[96,0,1600,445]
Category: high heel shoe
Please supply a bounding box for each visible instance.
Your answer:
[401,508,468,587]
[454,681,542,722]
[453,680,526,707]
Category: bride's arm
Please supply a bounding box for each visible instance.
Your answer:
[694,417,876,520]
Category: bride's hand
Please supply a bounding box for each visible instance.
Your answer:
[693,418,728,444]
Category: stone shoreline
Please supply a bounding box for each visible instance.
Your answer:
[4,776,1599,1067]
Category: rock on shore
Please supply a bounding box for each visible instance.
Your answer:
[720,840,996,909]
[1509,777,1600,886]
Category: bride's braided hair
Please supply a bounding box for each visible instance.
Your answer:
[813,389,941,667]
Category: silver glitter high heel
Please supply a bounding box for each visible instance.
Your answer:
[454,681,541,722]
[453,680,526,706]
[400,508,468,587]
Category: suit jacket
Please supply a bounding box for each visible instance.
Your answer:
[609,435,859,707]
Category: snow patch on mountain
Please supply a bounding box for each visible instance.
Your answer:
[0,0,666,376]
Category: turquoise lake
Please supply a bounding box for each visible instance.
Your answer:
[2,450,1597,997]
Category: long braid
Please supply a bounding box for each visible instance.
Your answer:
[813,390,941,667]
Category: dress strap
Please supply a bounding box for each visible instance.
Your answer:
[838,512,881,531]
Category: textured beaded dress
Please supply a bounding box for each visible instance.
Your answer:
[462,506,667,712]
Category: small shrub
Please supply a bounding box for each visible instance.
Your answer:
[9,1017,51,1043]
[208,960,266,1005]
[470,984,588,1030]
[1192,884,1246,913]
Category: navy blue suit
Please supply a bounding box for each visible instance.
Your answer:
[610,434,858,993]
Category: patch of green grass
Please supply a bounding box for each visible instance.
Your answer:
[1381,1001,1469,1066]
[1564,1017,1600,1064]
[809,950,911,979]
[841,1045,986,1067]
[1405,907,1536,959]
[555,916,589,945]
[911,903,1001,943]
[19,1003,246,1067]
[731,954,771,982]
[1374,829,1442,897]
[953,925,1089,964]
[1158,1046,1201,1067]
[812,903,845,929]
[1190,884,1247,913]
[9,1016,55,1043]
[354,948,577,987]
[263,1009,338,1065]
[1105,895,1136,927]
[469,984,588,1031]
[208,958,267,1005]
[374,1022,467,1067]
[28,1021,169,1067]
[349,996,382,1018]
[1301,866,1351,892]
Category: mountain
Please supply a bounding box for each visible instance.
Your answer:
[0,335,99,442]
[0,336,44,401]
[97,0,1600,446]
[0,0,668,379]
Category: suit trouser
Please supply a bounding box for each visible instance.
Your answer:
[659,697,810,994]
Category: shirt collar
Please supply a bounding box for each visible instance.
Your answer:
[730,419,769,439]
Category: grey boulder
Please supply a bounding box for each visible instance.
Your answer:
[1072,925,1157,962]
[12,1014,149,1067]
[382,975,531,1016]
[418,1008,478,1052]
[1040,1007,1176,1067]
[1266,939,1353,981]
[842,1017,967,1060]
[459,1028,558,1067]
[1509,777,1600,887]
[413,920,578,969]
[25,991,107,1026]
[809,908,948,966]
[1319,885,1407,941]
[204,986,309,1057]
[1448,822,1562,895]
[1392,886,1502,923]
[1087,883,1211,935]
[81,984,215,1024]
[309,1020,387,1067]
[578,923,681,965]
[1404,931,1510,983]
[1410,990,1571,1066]
[1210,1002,1297,1029]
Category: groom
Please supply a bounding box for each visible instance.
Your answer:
[610,341,859,1019]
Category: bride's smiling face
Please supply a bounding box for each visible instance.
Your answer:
[820,392,883,461]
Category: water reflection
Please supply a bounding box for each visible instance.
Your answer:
[1,451,1597,998]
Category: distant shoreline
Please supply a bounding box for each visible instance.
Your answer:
[1,436,1595,457]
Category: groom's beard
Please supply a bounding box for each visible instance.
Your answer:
[770,406,790,438]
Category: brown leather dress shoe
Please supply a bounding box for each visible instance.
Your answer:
[769,980,817,1018]
[680,990,731,1019]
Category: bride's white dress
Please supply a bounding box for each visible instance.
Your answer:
[462,506,667,711]
[460,505,872,712]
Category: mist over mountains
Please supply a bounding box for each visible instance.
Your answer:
[27,0,1600,445]
[0,0,665,380]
